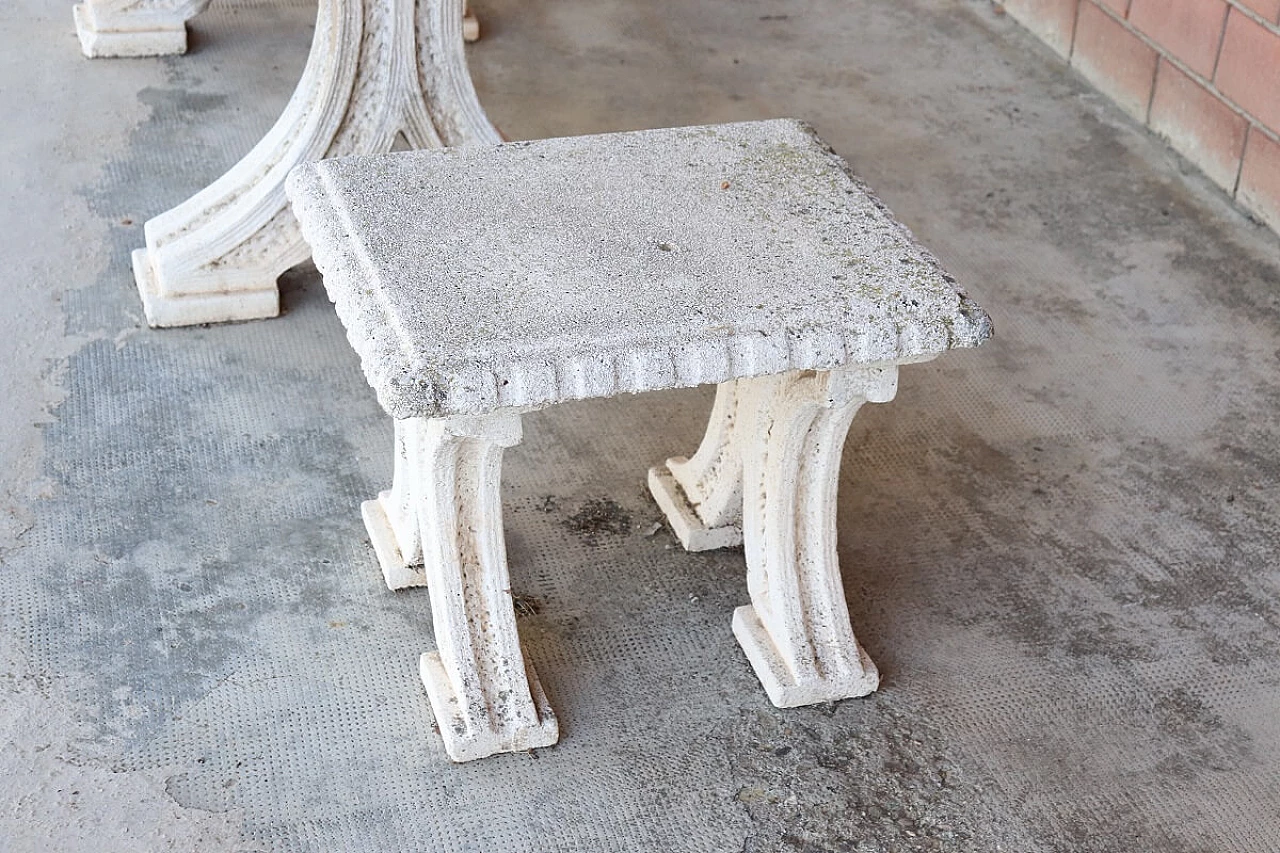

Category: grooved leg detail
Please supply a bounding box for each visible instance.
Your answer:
[370,412,557,761]
[733,366,898,707]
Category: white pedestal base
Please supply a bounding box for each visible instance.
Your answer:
[134,248,279,327]
[133,0,499,327]
[732,605,879,707]
[74,5,186,57]
[647,465,742,551]
[73,1,207,58]
[420,654,558,762]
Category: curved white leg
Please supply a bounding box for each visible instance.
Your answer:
[74,0,210,57]
[133,0,500,327]
[369,413,557,762]
[731,365,898,708]
[648,381,746,551]
[363,419,428,590]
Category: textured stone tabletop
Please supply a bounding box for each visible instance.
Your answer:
[287,119,991,419]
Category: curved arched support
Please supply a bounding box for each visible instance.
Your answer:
[731,365,898,708]
[367,413,558,762]
[133,0,500,327]
[648,381,745,551]
[74,0,210,58]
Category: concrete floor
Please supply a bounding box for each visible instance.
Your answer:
[2,0,1279,850]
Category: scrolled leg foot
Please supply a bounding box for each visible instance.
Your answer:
[420,654,557,761]
[732,604,879,707]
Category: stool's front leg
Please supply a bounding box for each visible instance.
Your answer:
[401,412,558,762]
[648,381,746,551]
[732,365,898,708]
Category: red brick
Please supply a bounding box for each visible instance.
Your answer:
[1238,127,1280,231]
[1129,0,1229,78]
[1231,0,1280,24]
[1216,10,1280,130]
[1003,0,1081,57]
[1072,2,1160,120]
[1150,60,1248,189]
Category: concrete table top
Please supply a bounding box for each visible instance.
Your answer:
[287,118,992,420]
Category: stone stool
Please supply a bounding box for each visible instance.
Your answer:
[285,118,993,761]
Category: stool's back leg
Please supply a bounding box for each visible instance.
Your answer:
[363,419,428,589]
[648,381,746,551]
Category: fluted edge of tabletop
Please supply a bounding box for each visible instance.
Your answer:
[286,132,993,421]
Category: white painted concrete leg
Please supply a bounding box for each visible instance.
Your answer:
[731,365,899,708]
[73,0,210,58]
[133,0,500,327]
[363,419,427,590]
[648,381,745,551]
[373,412,558,762]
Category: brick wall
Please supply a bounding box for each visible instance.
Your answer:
[1000,0,1280,235]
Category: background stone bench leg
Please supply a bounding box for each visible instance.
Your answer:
[648,381,745,551]
[132,0,499,327]
[732,365,898,708]
[392,412,558,762]
[73,0,210,58]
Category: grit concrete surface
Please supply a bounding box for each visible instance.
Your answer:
[1,0,1278,850]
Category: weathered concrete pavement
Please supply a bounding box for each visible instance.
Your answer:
[1,0,1278,850]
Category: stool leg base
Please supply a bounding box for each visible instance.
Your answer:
[647,465,742,552]
[732,605,879,708]
[361,494,427,590]
[420,653,557,762]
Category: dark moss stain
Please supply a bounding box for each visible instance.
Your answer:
[561,498,633,546]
